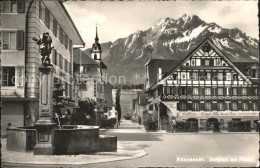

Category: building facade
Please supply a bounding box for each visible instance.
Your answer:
[1,0,84,135]
[145,38,259,130]
[73,27,108,115]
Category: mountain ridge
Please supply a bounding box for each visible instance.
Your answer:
[84,14,259,85]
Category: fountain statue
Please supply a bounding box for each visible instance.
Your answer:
[32,32,56,155]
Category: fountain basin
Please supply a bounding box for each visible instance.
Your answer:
[7,126,36,152]
[52,125,100,155]
[6,125,117,155]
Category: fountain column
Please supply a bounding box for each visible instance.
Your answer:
[33,65,56,155]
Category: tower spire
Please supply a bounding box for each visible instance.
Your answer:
[95,24,99,42]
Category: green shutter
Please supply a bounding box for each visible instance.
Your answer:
[16,30,24,50]
[17,0,25,13]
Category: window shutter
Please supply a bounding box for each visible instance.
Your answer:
[17,0,25,13]
[16,30,24,50]
[177,102,180,110]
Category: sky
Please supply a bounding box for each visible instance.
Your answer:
[64,1,258,49]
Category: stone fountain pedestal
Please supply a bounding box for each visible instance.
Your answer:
[33,65,56,155]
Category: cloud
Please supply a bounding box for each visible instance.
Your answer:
[88,13,107,23]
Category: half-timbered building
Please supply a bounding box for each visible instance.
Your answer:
[145,38,259,130]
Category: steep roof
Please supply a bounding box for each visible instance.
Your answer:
[147,59,178,87]
[147,38,258,91]
[73,49,97,65]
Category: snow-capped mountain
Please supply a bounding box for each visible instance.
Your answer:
[84,14,259,85]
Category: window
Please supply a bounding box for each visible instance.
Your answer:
[206,72,211,80]
[196,59,201,66]
[252,102,258,111]
[232,102,238,111]
[64,34,68,50]
[3,31,16,50]
[44,8,50,28]
[2,1,10,13]
[69,40,73,53]
[193,87,199,95]
[1,67,15,86]
[158,67,162,80]
[166,87,172,94]
[181,72,186,80]
[251,69,257,78]
[173,74,177,80]
[59,54,63,70]
[59,27,63,43]
[218,88,223,95]
[242,102,248,111]
[233,74,238,81]
[217,73,223,81]
[10,1,17,13]
[53,19,57,36]
[192,101,200,111]
[217,101,224,111]
[226,73,231,80]
[205,88,211,95]
[205,102,211,111]
[253,88,258,96]
[1,1,24,13]
[225,102,231,110]
[80,83,87,90]
[52,49,57,65]
[226,88,230,96]
[39,1,42,19]
[191,59,196,66]
[180,102,187,111]
[205,59,210,66]
[215,59,222,66]
[181,87,186,95]
[212,88,217,96]
[232,88,237,95]
[241,88,247,95]
[191,72,198,80]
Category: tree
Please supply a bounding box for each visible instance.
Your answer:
[115,88,122,124]
[71,98,96,125]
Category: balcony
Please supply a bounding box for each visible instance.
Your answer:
[161,94,259,101]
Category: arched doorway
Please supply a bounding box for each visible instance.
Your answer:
[206,118,220,132]
[186,118,199,132]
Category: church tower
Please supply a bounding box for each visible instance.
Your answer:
[90,26,102,61]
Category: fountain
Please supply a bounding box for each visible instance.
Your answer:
[6,32,117,155]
